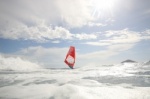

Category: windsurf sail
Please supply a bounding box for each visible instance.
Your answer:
[64,46,75,69]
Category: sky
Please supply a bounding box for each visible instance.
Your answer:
[0,0,150,68]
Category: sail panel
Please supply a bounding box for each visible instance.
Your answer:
[64,46,75,69]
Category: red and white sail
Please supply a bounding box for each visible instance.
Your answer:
[64,46,75,69]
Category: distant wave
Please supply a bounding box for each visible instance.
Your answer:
[0,55,41,71]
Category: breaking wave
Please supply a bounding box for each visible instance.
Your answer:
[0,55,41,71]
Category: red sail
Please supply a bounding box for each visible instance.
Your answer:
[64,46,75,69]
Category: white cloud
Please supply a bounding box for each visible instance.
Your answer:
[81,29,150,65]
[0,0,93,27]
[1,0,119,42]
[141,29,150,40]
[79,28,150,65]
[74,33,97,40]
[84,42,110,46]
[0,17,98,42]
[0,0,93,29]
[56,0,93,27]
[85,29,141,46]
[52,40,60,44]
[0,14,73,42]
[104,29,141,44]
[87,22,107,27]
[0,9,97,42]
[108,44,134,52]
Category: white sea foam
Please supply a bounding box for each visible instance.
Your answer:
[0,55,41,71]
[0,60,150,99]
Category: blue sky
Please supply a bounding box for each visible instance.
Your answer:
[0,0,150,68]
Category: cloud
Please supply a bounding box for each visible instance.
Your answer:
[141,29,150,40]
[87,22,107,27]
[104,29,141,44]
[0,24,70,42]
[83,29,150,65]
[84,42,110,46]
[52,40,61,44]
[0,15,73,42]
[81,29,150,65]
[0,18,97,42]
[0,0,93,27]
[0,0,93,41]
[74,33,97,40]
[0,6,97,42]
[56,0,93,27]
[0,54,41,71]
[85,29,143,46]
[107,44,134,52]
[0,0,123,42]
